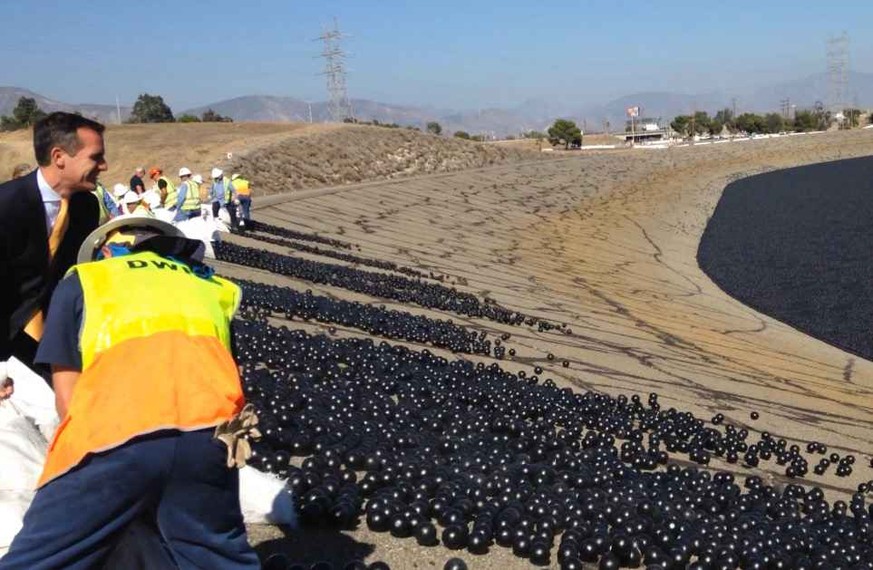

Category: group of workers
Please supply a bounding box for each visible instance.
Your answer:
[90,165,253,229]
[0,111,261,569]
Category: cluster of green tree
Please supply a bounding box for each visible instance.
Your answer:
[452,131,488,141]
[548,119,582,149]
[128,94,233,124]
[176,109,234,123]
[0,97,47,131]
[177,108,234,123]
[342,117,418,130]
[671,106,865,137]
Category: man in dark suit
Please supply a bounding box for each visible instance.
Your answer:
[0,112,105,373]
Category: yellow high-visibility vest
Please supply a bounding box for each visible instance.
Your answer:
[233,177,251,197]
[181,180,201,211]
[38,250,244,488]
[93,183,112,225]
[160,176,177,208]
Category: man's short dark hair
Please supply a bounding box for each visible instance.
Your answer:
[157,179,168,190]
[33,112,105,167]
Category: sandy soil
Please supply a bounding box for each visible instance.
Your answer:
[217,130,873,568]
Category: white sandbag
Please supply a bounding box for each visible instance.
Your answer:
[151,207,175,224]
[174,217,219,259]
[0,402,49,557]
[5,358,57,440]
[238,465,297,527]
[217,207,232,229]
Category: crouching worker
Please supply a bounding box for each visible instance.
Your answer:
[0,215,260,570]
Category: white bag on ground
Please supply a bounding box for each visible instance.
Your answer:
[238,466,298,527]
[174,217,219,259]
[0,360,55,558]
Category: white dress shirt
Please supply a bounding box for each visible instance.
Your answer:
[36,169,61,234]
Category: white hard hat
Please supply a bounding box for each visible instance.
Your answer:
[193,174,204,185]
[211,167,223,179]
[231,173,241,181]
[122,191,141,205]
[113,183,128,197]
[179,167,192,177]
[77,214,185,264]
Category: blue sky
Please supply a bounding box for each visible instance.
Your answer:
[2,0,871,111]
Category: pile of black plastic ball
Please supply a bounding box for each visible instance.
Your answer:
[245,229,433,280]
[238,279,493,355]
[233,317,873,569]
[220,221,873,569]
[246,220,354,250]
[216,242,530,325]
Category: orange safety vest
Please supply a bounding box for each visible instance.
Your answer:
[38,250,244,488]
[232,177,251,197]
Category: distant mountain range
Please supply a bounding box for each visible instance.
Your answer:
[3,71,872,136]
[0,86,129,124]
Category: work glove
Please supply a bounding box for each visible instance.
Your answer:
[213,403,262,468]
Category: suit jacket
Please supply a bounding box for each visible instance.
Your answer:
[0,171,99,361]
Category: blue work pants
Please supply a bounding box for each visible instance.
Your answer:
[0,429,259,570]
[238,196,252,221]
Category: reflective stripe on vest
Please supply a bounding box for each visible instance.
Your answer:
[160,176,177,208]
[222,177,232,203]
[37,251,244,487]
[181,180,201,211]
[233,178,251,196]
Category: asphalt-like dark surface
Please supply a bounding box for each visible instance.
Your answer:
[699,155,873,361]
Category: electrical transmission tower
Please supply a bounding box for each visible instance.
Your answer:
[827,32,849,117]
[316,19,352,122]
[780,98,791,120]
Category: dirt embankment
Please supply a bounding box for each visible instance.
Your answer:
[1,122,544,192]
[229,124,545,195]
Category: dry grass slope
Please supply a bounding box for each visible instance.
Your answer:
[0,122,327,185]
[1,122,543,193]
[229,125,544,195]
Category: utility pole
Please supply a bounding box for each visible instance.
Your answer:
[116,95,122,125]
[315,18,352,122]
[731,97,737,119]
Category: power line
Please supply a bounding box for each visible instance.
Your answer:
[827,32,849,117]
[315,18,352,122]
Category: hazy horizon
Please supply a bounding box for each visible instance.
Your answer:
[3,0,872,111]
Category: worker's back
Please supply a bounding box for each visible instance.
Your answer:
[38,250,244,487]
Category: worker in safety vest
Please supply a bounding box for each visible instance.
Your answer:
[230,173,252,227]
[93,182,121,224]
[173,167,201,222]
[209,167,238,229]
[148,167,176,211]
[121,191,154,217]
[0,216,260,570]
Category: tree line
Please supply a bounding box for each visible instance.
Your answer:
[670,106,864,137]
[0,94,232,132]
